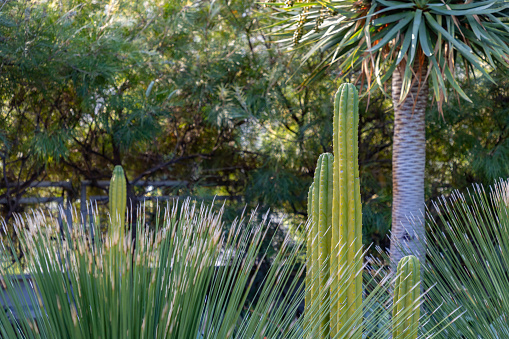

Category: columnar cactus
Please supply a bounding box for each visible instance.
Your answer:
[330,83,363,338]
[109,165,127,240]
[393,255,421,339]
[306,153,334,338]
[306,83,363,338]
[305,183,314,330]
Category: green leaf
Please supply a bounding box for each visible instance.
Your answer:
[377,0,414,7]
[429,55,446,96]
[373,12,410,26]
[409,9,423,64]
[444,65,472,103]
[428,2,502,16]
[444,0,497,10]
[466,15,487,41]
[487,13,509,34]
[368,13,413,52]
[396,24,413,65]
[430,68,441,100]
[399,61,413,101]
[419,16,434,57]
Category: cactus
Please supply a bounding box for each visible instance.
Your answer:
[306,153,334,338]
[306,83,363,338]
[305,183,314,331]
[330,83,363,338]
[109,165,127,241]
[393,255,421,339]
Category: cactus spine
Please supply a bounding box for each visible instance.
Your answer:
[393,255,421,339]
[109,165,127,241]
[306,83,363,338]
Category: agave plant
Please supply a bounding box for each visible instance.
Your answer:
[268,0,509,268]
[421,180,509,338]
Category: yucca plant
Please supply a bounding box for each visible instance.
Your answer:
[268,0,509,267]
[420,180,509,338]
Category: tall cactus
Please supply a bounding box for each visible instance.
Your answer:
[109,165,127,241]
[306,153,334,338]
[305,183,314,331]
[306,83,363,338]
[393,255,421,339]
[330,83,363,338]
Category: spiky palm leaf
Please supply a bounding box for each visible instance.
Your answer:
[269,0,509,110]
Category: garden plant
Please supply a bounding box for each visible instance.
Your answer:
[269,0,509,267]
[421,181,509,338]
[305,84,426,339]
[0,84,440,338]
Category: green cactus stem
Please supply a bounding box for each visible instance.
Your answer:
[109,165,127,241]
[305,182,314,331]
[393,255,421,339]
[330,83,363,338]
[306,83,363,338]
[306,153,334,338]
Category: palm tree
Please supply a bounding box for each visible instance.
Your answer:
[268,0,509,266]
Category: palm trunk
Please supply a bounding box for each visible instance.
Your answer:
[390,62,428,268]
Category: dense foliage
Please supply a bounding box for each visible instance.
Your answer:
[2,0,509,253]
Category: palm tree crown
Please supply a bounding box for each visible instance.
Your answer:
[271,0,509,110]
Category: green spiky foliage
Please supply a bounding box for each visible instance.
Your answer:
[269,0,509,110]
[421,181,509,338]
[306,153,333,338]
[392,255,420,339]
[306,83,363,338]
[0,133,454,338]
[109,165,127,240]
[0,170,312,338]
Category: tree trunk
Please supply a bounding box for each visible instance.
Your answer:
[390,62,428,269]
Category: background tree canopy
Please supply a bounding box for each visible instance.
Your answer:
[1,0,509,254]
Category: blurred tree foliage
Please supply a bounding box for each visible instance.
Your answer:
[0,0,348,225]
[426,69,509,200]
[2,0,508,254]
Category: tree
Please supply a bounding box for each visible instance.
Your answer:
[0,0,345,226]
[269,0,509,265]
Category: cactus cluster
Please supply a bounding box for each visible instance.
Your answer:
[306,84,421,337]
[305,83,363,338]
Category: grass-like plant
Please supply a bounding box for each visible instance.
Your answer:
[422,181,509,338]
[0,198,312,338]
[0,197,451,337]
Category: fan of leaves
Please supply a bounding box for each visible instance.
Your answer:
[268,0,509,110]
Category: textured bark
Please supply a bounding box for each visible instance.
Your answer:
[390,63,428,268]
